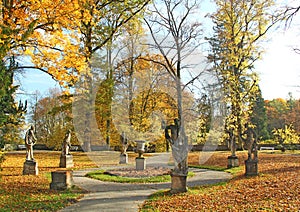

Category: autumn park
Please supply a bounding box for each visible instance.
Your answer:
[1,0,300,211]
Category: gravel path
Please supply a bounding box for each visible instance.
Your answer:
[60,152,232,212]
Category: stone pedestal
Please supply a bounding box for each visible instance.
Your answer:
[245,159,258,176]
[135,157,146,170]
[59,154,74,168]
[50,170,74,190]
[119,153,128,164]
[227,155,239,168]
[23,160,38,175]
[170,172,188,194]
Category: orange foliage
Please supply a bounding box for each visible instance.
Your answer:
[143,151,300,211]
[0,151,98,210]
[1,0,85,87]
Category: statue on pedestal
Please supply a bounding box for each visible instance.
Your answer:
[119,132,129,164]
[243,125,258,161]
[60,130,73,168]
[61,130,72,156]
[120,131,128,155]
[25,125,37,161]
[243,124,258,176]
[23,125,38,175]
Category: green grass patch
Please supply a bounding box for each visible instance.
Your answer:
[224,166,242,176]
[43,172,52,182]
[0,187,84,211]
[189,165,242,177]
[86,170,194,184]
[189,165,227,171]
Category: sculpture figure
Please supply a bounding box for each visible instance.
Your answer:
[164,118,188,173]
[25,125,37,161]
[120,131,128,155]
[243,125,258,161]
[61,130,72,156]
[164,118,179,146]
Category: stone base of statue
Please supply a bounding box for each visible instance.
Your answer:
[50,170,74,190]
[245,159,258,176]
[227,155,239,168]
[170,172,188,194]
[23,160,38,175]
[59,154,74,168]
[135,157,146,170]
[119,153,128,164]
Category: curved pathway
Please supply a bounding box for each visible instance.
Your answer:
[60,153,232,212]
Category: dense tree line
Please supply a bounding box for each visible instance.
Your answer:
[1,0,299,154]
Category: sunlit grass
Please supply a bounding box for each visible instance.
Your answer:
[0,151,95,211]
[86,169,195,183]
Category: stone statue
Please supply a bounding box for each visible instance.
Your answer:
[164,118,179,146]
[243,126,258,161]
[243,125,259,176]
[119,131,129,164]
[120,131,128,154]
[61,130,72,156]
[25,125,37,161]
[164,118,188,174]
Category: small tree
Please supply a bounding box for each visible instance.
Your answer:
[273,124,299,151]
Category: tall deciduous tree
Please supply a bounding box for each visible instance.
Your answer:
[207,0,279,165]
[144,0,202,193]
[1,1,150,151]
[265,98,288,136]
[31,88,77,150]
[114,53,179,149]
[71,0,150,151]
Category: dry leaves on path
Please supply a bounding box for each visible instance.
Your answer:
[143,151,300,211]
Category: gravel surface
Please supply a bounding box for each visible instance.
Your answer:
[104,167,171,178]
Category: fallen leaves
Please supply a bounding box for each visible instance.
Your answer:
[0,151,97,211]
[142,151,300,211]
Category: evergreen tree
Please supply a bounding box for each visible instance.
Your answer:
[250,87,269,140]
[0,57,26,147]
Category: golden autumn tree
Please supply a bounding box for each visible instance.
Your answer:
[207,0,281,167]
[1,0,151,151]
[32,88,78,150]
[114,53,180,151]
[10,0,151,151]
[0,0,90,148]
[1,0,86,86]
[0,0,53,146]
[93,15,147,149]
[70,0,151,152]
